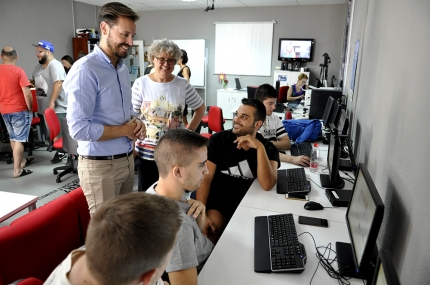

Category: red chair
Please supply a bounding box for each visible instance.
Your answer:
[278,85,289,104]
[0,187,90,284]
[16,277,43,285]
[44,108,76,183]
[201,106,224,138]
[28,89,42,156]
[201,106,225,134]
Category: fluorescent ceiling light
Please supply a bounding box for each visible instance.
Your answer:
[182,0,197,2]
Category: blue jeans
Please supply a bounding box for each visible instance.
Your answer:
[2,111,32,142]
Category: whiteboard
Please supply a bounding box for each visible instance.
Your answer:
[172,39,205,87]
[214,22,274,76]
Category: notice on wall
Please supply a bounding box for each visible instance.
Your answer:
[349,40,360,101]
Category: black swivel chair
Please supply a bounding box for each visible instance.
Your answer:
[0,115,12,164]
[247,86,258,99]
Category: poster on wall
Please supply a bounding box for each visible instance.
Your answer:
[349,40,360,101]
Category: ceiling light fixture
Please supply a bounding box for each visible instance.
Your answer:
[203,0,214,13]
[182,0,197,2]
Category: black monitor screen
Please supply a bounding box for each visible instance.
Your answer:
[342,164,385,280]
[336,109,349,135]
[321,96,335,125]
[309,89,342,120]
[327,101,341,127]
[320,134,344,189]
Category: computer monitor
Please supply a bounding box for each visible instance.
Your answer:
[336,163,385,283]
[321,96,335,126]
[320,133,344,188]
[308,89,342,120]
[335,109,349,136]
[327,100,341,127]
[371,249,401,285]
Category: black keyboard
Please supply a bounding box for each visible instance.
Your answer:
[290,142,312,157]
[277,168,311,194]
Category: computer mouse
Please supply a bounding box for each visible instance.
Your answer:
[304,201,324,210]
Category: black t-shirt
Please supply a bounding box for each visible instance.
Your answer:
[177,66,191,116]
[206,130,280,222]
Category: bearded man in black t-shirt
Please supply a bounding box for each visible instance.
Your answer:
[195,98,280,241]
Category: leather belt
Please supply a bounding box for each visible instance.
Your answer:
[81,151,133,160]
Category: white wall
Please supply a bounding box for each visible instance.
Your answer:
[347,0,430,284]
[135,5,346,106]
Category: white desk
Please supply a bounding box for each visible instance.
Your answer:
[198,144,360,284]
[0,191,38,223]
[240,147,354,224]
[198,207,361,285]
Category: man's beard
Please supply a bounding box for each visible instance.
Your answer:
[232,123,255,137]
[38,54,47,64]
[107,32,130,59]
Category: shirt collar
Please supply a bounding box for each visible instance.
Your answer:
[93,45,124,69]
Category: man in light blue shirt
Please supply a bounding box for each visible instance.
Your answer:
[64,2,145,216]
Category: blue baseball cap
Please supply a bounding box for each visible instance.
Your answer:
[32,40,54,52]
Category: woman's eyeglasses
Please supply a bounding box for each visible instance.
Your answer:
[154,56,176,65]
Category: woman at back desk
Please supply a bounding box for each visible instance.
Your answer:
[177,49,191,126]
[286,73,308,110]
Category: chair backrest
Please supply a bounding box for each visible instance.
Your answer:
[0,188,88,284]
[30,89,38,113]
[207,106,224,133]
[44,108,60,141]
[247,86,258,99]
[60,117,78,155]
[278,86,289,104]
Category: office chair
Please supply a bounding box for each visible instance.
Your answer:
[278,86,289,104]
[27,89,42,156]
[247,86,258,99]
[201,105,225,133]
[0,115,12,164]
[44,108,76,183]
[200,106,224,138]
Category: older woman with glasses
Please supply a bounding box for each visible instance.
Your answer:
[132,38,205,191]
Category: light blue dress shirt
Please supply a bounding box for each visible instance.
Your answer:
[64,45,136,156]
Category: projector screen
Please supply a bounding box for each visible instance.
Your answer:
[215,22,274,76]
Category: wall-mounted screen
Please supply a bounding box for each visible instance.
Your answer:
[278,38,314,62]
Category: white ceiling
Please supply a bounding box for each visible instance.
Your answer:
[74,0,347,12]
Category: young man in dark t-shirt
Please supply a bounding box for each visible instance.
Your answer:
[196,98,280,238]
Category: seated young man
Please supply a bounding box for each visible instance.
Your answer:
[45,192,182,285]
[147,128,216,285]
[255,84,310,167]
[196,98,280,233]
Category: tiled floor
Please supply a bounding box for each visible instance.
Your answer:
[0,118,233,227]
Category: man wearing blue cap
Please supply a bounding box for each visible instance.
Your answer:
[31,40,67,163]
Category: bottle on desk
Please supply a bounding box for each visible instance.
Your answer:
[310,143,319,173]
[285,108,292,120]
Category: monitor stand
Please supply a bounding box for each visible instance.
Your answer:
[336,242,362,278]
[336,242,377,284]
[320,173,345,189]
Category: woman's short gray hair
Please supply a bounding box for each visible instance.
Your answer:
[147,39,182,64]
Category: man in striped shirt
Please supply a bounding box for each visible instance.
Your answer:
[255,84,310,166]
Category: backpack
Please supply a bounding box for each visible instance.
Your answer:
[282,119,322,143]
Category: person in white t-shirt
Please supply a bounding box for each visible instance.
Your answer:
[45,192,182,285]
[255,84,310,166]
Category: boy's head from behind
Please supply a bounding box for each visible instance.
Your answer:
[86,192,182,285]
